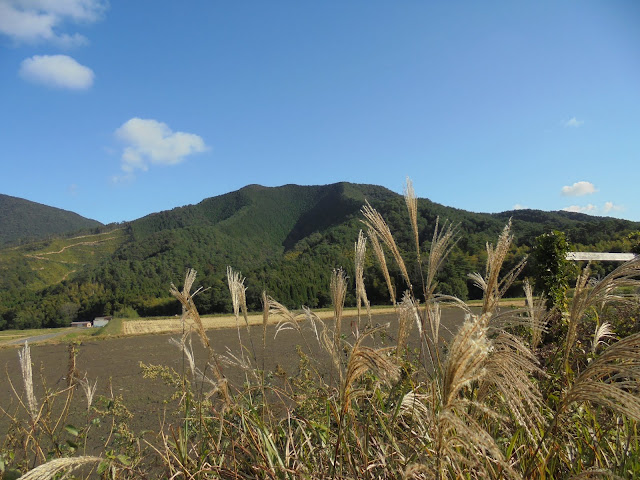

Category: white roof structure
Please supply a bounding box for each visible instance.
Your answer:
[566,252,637,262]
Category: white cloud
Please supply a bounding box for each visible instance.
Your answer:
[0,0,106,46]
[562,204,597,214]
[19,54,94,89]
[564,117,584,128]
[115,118,208,175]
[603,201,624,214]
[513,204,528,210]
[561,181,597,197]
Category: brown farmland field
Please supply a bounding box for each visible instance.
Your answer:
[0,309,466,443]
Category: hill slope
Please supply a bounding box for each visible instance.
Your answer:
[1,182,638,330]
[0,194,102,246]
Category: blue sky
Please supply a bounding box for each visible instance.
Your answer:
[1,1,639,224]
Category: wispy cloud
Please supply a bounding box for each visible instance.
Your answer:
[564,117,584,128]
[512,204,528,210]
[562,202,624,216]
[0,0,107,47]
[114,118,208,180]
[561,181,597,197]
[563,204,597,214]
[19,55,94,89]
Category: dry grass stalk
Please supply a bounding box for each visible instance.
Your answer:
[66,342,78,387]
[361,200,411,289]
[170,269,230,404]
[262,290,269,350]
[19,456,103,480]
[404,177,420,260]
[368,228,395,303]
[331,267,348,348]
[19,341,39,421]
[354,229,372,333]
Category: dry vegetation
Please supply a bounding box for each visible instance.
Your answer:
[2,178,640,479]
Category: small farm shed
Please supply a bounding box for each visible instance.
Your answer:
[71,321,92,328]
[93,316,112,327]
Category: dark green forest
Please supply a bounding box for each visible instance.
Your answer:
[0,194,102,247]
[1,182,639,330]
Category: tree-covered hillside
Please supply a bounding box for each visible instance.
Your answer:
[0,194,102,247]
[1,182,638,330]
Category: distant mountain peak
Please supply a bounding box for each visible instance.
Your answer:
[0,193,102,246]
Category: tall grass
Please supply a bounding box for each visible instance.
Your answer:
[3,178,640,479]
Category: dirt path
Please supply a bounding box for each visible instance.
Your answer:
[3,331,72,346]
[24,236,120,261]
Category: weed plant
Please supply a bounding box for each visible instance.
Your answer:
[2,178,640,479]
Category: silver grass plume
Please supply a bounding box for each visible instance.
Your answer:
[354,230,372,331]
[468,220,527,315]
[78,375,98,413]
[397,292,415,354]
[435,314,523,478]
[524,279,548,350]
[20,456,103,480]
[227,266,249,330]
[342,340,399,411]
[361,200,411,289]
[270,297,304,337]
[331,267,348,348]
[19,341,38,421]
[592,322,615,355]
[564,332,640,423]
[404,177,420,260]
[478,329,546,443]
[398,390,433,441]
[441,314,491,406]
[368,228,395,303]
[564,256,640,369]
[170,268,209,348]
[170,269,230,403]
[425,217,459,301]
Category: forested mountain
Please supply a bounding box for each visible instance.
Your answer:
[1,182,639,330]
[0,194,102,247]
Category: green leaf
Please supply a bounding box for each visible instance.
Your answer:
[64,424,79,437]
[116,454,131,466]
[66,439,78,450]
[97,461,110,474]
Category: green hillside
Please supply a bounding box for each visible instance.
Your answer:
[0,194,102,246]
[1,182,638,330]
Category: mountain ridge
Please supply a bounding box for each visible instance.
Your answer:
[1,182,638,330]
[0,193,102,247]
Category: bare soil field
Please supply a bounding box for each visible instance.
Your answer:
[0,308,476,453]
